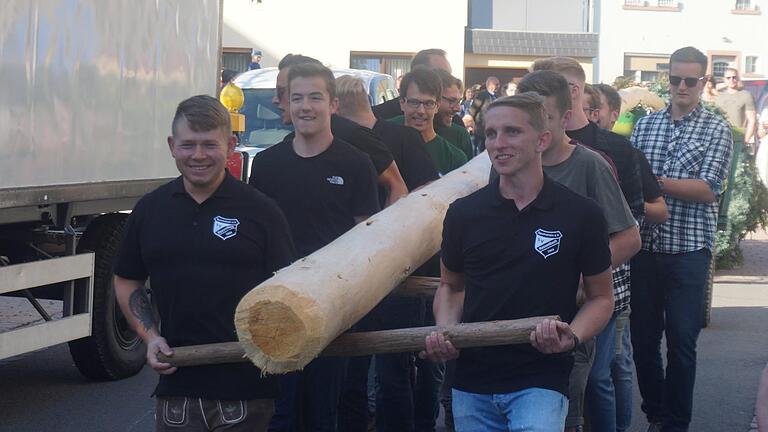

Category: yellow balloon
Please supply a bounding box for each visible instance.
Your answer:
[220,83,244,112]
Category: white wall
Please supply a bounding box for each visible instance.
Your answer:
[223,0,467,77]
[598,1,765,82]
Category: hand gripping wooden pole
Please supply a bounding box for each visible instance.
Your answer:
[234,153,492,374]
[160,316,559,368]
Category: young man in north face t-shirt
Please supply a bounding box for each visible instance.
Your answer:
[249,63,380,432]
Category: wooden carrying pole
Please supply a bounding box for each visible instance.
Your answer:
[234,154,492,374]
[161,316,558,368]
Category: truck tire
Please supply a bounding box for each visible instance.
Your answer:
[68,213,147,380]
[702,253,716,328]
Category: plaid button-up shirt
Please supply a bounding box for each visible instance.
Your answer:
[631,104,733,253]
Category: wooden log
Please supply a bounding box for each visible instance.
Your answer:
[390,276,440,298]
[234,153,492,374]
[160,316,558,368]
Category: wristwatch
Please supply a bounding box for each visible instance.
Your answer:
[571,333,581,351]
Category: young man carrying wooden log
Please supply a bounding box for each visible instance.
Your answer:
[423,93,615,431]
[113,95,296,431]
[248,63,381,432]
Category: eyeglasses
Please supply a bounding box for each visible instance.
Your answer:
[724,76,740,81]
[669,76,704,87]
[441,96,461,107]
[403,97,437,110]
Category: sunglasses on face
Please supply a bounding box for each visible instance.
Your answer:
[669,76,704,87]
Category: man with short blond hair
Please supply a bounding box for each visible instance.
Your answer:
[424,92,614,431]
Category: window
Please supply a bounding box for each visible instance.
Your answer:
[222,49,252,73]
[350,53,412,80]
[624,0,644,5]
[713,61,730,78]
[657,0,676,6]
[735,0,752,9]
[746,56,758,73]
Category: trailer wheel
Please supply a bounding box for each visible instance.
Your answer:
[68,213,147,380]
[702,252,716,328]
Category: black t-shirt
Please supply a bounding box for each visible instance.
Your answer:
[567,121,645,219]
[372,98,402,121]
[441,175,611,396]
[635,147,662,201]
[330,114,393,175]
[371,120,439,192]
[249,137,380,257]
[114,174,295,400]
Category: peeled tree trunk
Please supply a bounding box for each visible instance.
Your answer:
[234,153,492,374]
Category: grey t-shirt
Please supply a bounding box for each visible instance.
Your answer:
[715,90,755,129]
[544,145,637,235]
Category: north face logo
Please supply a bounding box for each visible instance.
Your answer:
[213,216,239,240]
[326,176,344,185]
[534,228,562,258]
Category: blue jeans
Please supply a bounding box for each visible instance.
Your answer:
[630,249,710,432]
[586,314,618,432]
[452,387,568,432]
[612,310,634,432]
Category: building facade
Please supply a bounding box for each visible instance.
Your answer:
[597,0,766,83]
[221,0,467,81]
[464,0,598,88]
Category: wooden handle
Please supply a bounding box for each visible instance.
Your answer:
[390,276,439,298]
[158,315,559,368]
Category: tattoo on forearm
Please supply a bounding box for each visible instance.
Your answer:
[128,288,155,332]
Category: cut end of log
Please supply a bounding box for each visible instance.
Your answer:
[235,285,324,374]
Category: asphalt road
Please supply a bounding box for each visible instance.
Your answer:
[2,237,767,431]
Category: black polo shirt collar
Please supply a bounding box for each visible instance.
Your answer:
[170,170,238,201]
[489,174,556,211]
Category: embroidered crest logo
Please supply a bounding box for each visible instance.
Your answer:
[213,216,239,240]
[326,175,344,185]
[534,228,563,258]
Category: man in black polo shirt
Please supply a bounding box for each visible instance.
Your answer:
[273,54,408,207]
[249,63,380,432]
[423,93,614,431]
[114,95,295,431]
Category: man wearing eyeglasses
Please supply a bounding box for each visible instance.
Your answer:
[631,46,733,432]
[396,67,467,176]
[715,67,757,145]
[433,69,474,160]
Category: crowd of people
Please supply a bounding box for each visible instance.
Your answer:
[112,45,755,432]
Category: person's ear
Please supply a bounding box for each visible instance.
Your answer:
[562,109,573,129]
[330,97,339,114]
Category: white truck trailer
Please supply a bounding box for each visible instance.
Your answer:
[0,0,223,380]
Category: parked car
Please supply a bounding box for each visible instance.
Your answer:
[228,67,398,181]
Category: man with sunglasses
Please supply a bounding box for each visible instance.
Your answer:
[631,46,733,432]
[715,67,757,145]
[397,67,467,176]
